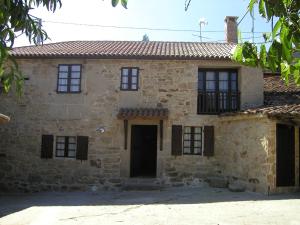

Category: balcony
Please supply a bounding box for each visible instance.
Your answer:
[197,91,240,114]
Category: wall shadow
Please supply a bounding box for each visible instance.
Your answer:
[0,187,299,218]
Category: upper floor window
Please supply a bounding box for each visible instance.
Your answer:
[57,64,81,93]
[197,69,240,114]
[120,67,139,91]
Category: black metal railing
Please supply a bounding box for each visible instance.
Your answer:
[197,91,240,114]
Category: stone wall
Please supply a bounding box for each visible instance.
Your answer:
[216,116,275,193]
[0,58,265,192]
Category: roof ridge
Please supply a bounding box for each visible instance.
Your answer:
[11,40,235,60]
[13,40,235,49]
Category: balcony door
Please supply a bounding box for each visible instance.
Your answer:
[198,69,239,114]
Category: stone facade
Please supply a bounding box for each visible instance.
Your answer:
[0,57,290,193]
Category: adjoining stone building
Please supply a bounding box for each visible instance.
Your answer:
[0,17,299,193]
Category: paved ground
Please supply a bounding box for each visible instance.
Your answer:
[0,187,299,225]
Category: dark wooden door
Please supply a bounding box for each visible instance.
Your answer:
[130,125,157,177]
[276,124,295,187]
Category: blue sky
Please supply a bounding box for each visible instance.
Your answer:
[15,0,272,46]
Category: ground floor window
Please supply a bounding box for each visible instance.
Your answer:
[55,136,77,158]
[183,126,202,155]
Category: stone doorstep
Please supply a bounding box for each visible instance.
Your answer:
[121,178,164,191]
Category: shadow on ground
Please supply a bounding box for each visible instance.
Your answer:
[0,187,299,218]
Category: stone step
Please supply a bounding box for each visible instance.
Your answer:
[122,178,163,191]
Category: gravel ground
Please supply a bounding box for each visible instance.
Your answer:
[0,187,299,225]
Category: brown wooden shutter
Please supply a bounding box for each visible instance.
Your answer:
[41,135,53,159]
[76,136,89,160]
[171,125,182,156]
[204,126,214,156]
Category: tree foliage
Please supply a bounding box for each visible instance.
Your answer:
[232,0,300,84]
[0,0,127,95]
[0,0,62,94]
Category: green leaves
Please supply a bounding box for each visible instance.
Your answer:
[111,0,119,7]
[0,0,61,95]
[233,0,300,86]
[248,0,257,12]
[121,0,128,9]
[259,44,267,68]
[111,0,128,8]
[259,0,266,18]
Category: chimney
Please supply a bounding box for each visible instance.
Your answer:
[224,16,238,43]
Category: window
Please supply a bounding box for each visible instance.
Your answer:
[120,67,139,91]
[57,64,81,93]
[183,126,203,155]
[55,136,77,158]
[198,69,239,114]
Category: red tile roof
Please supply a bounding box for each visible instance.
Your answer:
[11,41,235,60]
[117,108,169,120]
[225,75,300,118]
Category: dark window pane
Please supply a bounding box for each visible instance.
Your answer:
[71,72,81,79]
[59,72,68,79]
[183,147,191,154]
[122,68,129,76]
[132,68,138,76]
[68,151,76,157]
[131,76,137,84]
[231,81,237,91]
[198,71,204,90]
[206,81,216,91]
[219,72,229,80]
[71,65,81,72]
[59,66,68,72]
[56,150,65,157]
[58,86,68,92]
[70,86,80,92]
[71,79,80,85]
[231,72,237,81]
[122,83,128,89]
[59,79,68,85]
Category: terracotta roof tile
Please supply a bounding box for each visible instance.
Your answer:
[11,41,235,60]
[227,75,300,117]
[117,108,169,120]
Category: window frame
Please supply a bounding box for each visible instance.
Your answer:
[55,136,77,158]
[183,126,203,155]
[57,64,82,94]
[120,67,139,91]
[198,69,238,92]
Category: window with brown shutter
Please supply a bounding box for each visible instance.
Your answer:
[203,126,214,156]
[41,135,54,159]
[183,126,202,155]
[56,136,77,158]
[76,136,89,160]
[171,125,182,156]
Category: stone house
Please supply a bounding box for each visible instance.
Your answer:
[0,17,299,193]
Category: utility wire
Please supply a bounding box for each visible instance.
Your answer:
[237,9,249,26]
[43,20,268,34]
[185,0,192,11]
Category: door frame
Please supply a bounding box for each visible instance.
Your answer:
[276,123,295,187]
[130,124,158,178]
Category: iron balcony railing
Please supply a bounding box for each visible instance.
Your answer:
[197,91,240,114]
